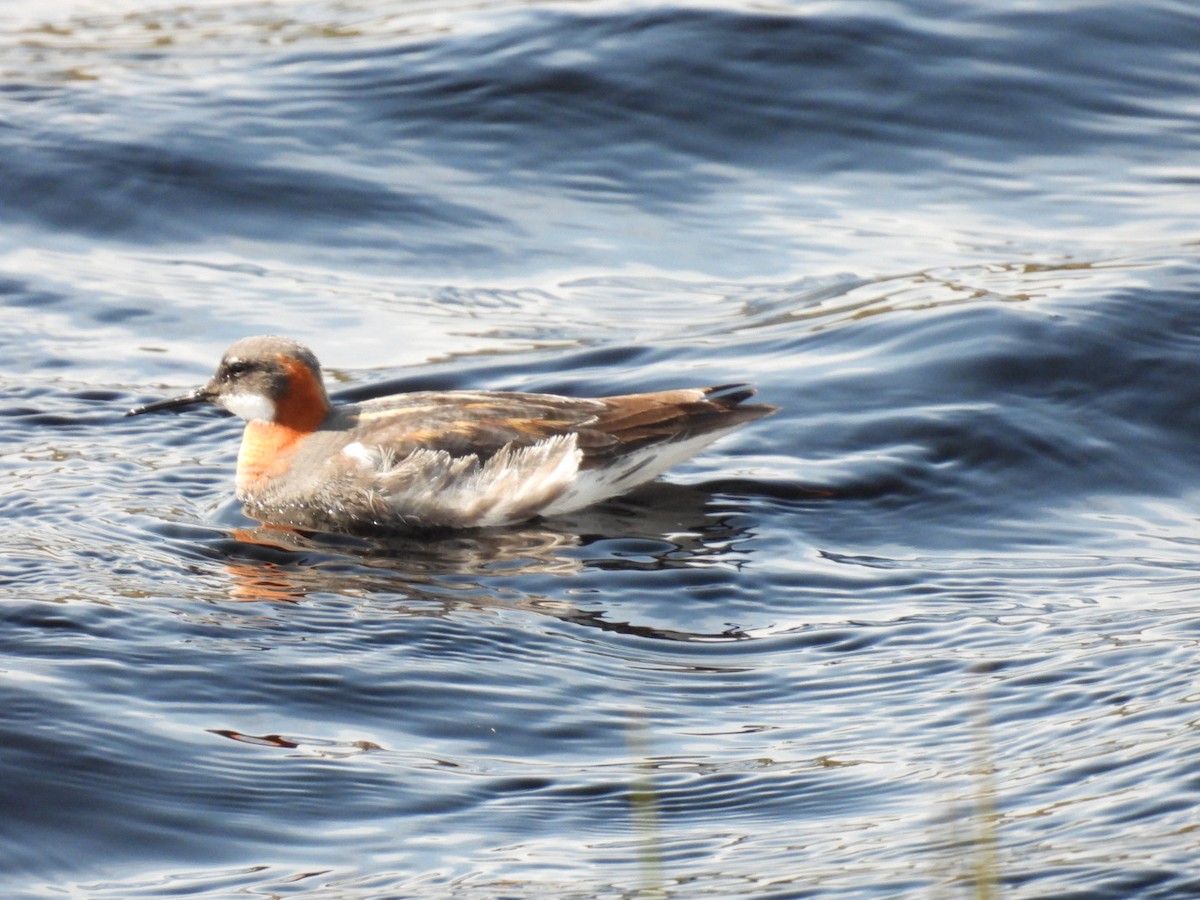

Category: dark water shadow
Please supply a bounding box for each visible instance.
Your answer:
[199,480,802,642]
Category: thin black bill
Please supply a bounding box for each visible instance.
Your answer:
[125,388,210,417]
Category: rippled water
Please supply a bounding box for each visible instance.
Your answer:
[3,1,1200,897]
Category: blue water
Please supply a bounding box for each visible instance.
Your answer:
[3,1,1200,896]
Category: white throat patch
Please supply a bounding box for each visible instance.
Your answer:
[220,393,277,423]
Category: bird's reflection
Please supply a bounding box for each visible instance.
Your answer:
[212,481,768,642]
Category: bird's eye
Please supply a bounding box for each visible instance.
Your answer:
[224,359,252,377]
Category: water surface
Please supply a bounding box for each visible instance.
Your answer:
[2,1,1200,897]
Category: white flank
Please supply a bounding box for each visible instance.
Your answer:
[341,425,747,527]
[220,392,277,423]
[376,434,585,528]
[540,425,746,517]
[341,441,378,465]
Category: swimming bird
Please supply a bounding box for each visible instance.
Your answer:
[126,335,777,533]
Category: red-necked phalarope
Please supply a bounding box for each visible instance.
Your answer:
[127,335,777,532]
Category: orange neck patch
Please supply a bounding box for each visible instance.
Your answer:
[235,355,331,497]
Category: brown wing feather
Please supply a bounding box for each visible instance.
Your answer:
[589,384,777,457]
[341,391,605,460]
[338,386,776,463]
